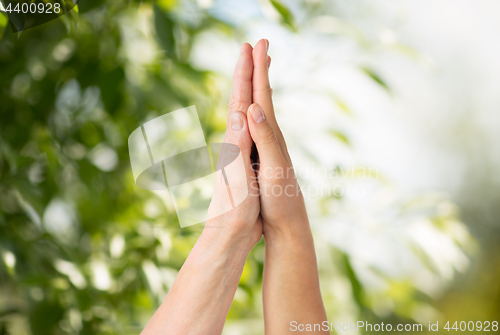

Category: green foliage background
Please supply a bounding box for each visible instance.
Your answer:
[0,0,496,334]
[0,1,238,333]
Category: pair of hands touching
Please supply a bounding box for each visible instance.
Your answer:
[205,39,308,251]
[143,39,328,335]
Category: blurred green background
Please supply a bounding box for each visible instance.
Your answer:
[1,0,499,334]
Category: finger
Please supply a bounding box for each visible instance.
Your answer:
[268,57,272,94]
[251,39,291,164]
[224,111,252,157]
[252,39,272,112]
[247,103,286,169]
[228,43,254,117]
[221,111,258,198]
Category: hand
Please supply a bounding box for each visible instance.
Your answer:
[203,43,262,250]
[246,40,328,334]
[141,44,265,335]
[142,41,326,335]
[246,39,310,238]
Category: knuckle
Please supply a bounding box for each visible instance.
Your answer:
[226,138,244,152]
[223,133,243,150]
[228,100,242,112]
[259,128,278,147]
[253,84,272,96]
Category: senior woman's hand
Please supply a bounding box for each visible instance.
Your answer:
[141,43,263,335]
[203,43,263,252]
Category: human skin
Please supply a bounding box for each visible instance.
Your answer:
[140,43,262,335]
[247,39,329,334]
[141,40,329,335]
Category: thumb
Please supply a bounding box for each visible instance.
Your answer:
[224,111,252,157]
[247,103,286,168]
[219,111,258,202]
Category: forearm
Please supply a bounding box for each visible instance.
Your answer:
[142,229,253,335]
[262,221,329,334]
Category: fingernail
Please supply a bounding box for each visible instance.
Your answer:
[230,113,243,130]
[265,39,269,53]
[251,104,266,124]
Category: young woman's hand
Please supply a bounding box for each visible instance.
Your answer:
[247,39,329,334]
[246,39,309,239]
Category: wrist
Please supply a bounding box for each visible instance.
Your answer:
[263,217,313,247]
[200,224,257,255]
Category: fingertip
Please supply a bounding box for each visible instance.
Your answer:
[240,43,253,54]
[252,39,268,64]
[256,38,267,49]
[236,43,253,67]
[235,43,253,69]
[246,103,283,165]
[230,44,254,108]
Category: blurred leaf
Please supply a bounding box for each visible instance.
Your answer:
[270,0,296,31]
[0,12,8,37]
[328,93,351,115]
[77,0,104,13]
[0,307,21,318]
[98,67,125,115]
[361,67,390,93]
[328,129,350,146]
[342,253,365,308]
[156,0,177,11]
[29,301,64,335]
[335,97,350,114]
[154,4,177,60]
